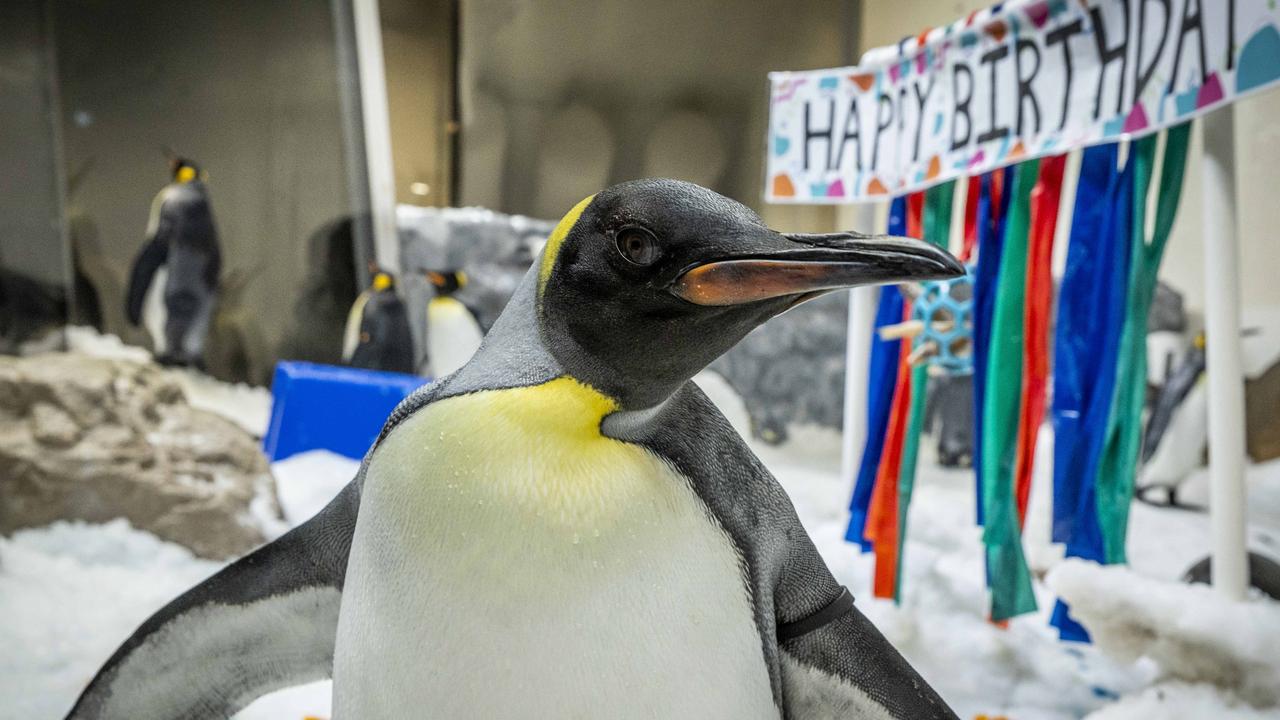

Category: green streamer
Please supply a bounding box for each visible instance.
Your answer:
[982,159,1039,621]
[1095,124,1192,563]
[894,180,954,601]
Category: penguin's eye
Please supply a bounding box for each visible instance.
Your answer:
[615,226,661,267]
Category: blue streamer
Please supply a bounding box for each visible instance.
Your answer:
[1049,143,1135,641]
[845,197,907,550]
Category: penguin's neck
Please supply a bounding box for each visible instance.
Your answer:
[440,264,686,415]
[496,376,619,441]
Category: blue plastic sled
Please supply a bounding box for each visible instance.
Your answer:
[263,361,430,462]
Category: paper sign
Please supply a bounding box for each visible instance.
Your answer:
[766,0,1280,203]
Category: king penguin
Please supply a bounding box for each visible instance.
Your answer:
[67,179,963,720]
[342,269,416,374]
[423,268,484,377]
[125,154,220,368]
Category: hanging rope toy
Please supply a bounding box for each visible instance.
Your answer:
[878,266,975,376]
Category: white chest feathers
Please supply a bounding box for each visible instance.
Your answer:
[333,377,777,719]
[426,296,483,377]
[142,266,169,353]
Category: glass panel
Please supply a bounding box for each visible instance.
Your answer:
[53,0,363,383]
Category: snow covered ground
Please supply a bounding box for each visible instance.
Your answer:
[3,369,1279,719]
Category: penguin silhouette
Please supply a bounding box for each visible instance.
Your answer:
[124,152,220,368]
[423,269,484,377]
[342,269,415,374]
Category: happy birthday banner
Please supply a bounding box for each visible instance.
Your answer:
[766,0,1280,203]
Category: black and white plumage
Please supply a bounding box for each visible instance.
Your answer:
[341,272,416,374]
[69,179,962,719]
[125,160,220,367]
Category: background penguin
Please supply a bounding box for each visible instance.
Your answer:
[67,179,962,720]
[422,268,484,377]
[125,152,220,368]
[342,269,415,374]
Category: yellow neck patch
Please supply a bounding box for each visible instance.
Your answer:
[483,376,618,445]
[538,195,595,295]
[176,166,197,183]
[373,375,627,519]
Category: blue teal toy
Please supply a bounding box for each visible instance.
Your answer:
[910,266,975,375]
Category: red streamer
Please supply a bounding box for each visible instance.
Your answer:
[867,306,912,599]
[961,176,981,262]
[1013,155,1067,526]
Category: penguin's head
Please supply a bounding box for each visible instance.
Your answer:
[170,157,202,184]
[371,271,395,292]
[424,269,467,297]
[535,178,963,409]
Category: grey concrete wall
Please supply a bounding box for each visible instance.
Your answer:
[0,0,67,287]
[457,0,857,233]
[53,0,357,383]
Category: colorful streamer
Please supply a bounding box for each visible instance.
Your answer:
[1051,143,1130,562]
[961,177,981,263]
[1053,142,1135,642]
[982,158,1040,622]
[1094,125,1192,563]
[845,129,1188,623]
[867,322,912,599]
[971,167,1013,526]
[865,192,924,599]
[846,198,908,548]
[894,180,955,599]
[1013,155,1067,525]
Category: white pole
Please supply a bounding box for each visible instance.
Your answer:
[1200,106,1249,600]
[352,0,400,274]
[839,203,880,485]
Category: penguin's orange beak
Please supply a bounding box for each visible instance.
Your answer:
[668,232,962,306]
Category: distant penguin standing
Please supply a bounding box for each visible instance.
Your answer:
[342,270,415,374]
[125,154,220,368]
[423,269,483,378]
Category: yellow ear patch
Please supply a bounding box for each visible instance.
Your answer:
[538,195,595,295]
[176,166,197,183]
[372,272,393,291]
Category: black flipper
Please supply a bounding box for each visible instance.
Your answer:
[65,480,360,720]
[124,236,169,326]
[610,382,958,719]
[777,579,958,719]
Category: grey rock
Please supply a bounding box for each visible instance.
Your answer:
[710,292,850,444]
[397,206,556,373]
[0,353,279,558]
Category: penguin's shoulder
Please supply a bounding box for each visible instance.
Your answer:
[158,182,195,207]
[605,381,791,515]
[606,381,842,607]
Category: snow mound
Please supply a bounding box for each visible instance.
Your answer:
[1084,681,1280,719]
[1047,559,1280,706]
[64,326,152,363]
[0,520,221,720]
[170,368,273,438]
[272,450,361,525]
